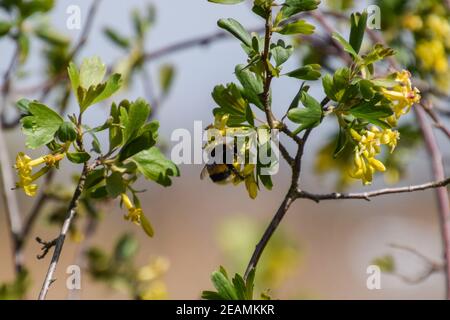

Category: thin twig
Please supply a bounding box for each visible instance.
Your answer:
[37,161,97,300]
[420,100,450,140]
[389,244,444,284]
[296,178,450,202]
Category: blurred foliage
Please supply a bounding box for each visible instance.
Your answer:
[104,4,176,101]
[217,216,301,294]
[87,233,169,300]
[372,255,396,273]
[377,0,450,90]
[0,270,30,300]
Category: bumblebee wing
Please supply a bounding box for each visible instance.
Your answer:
[200,165,209,180]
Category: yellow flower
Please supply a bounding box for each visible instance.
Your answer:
[381,70,421,123]
[138,257,170,282]
[120,193,154,237]
[348,127,399,185]
[14,152,64,197]
[140,280,168,300]
[380,129,400,152]
[121,193,143,225]
[402,15,423,31]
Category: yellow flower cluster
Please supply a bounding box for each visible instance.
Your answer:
[14,152,64,196]
[381,70,421,126]
[349,127,400,185]
[416,40,448,74]
[404,11,450,89]
[137,257,170,300]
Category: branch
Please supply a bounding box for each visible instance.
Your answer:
[37,162,96,300]
[420,100,450,140]
[1,0,102,128]
[389,244,444,284]
[315,8,450,299]
[296,178,450,202]
[415,106,450,299]
[0,41,24,274]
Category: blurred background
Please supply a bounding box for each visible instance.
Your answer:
[0,0,449,299]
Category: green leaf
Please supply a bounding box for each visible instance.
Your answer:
[232,274,247,300]
[211,271,238,300]
[79,56,106,89]
[140,214,154,237]
[35,26,70,46]
[201,291,225,300]
[84,73,122,111]
[235,65,264,109]
[349,11,368,54]
[132,147,180,187]
[208,0,244,3]
[349,97,393,120]
[362,44,396,66]
[281,0,320,18]
[212,83,248,116]
[0,21,12,37]
[245,268,255,300]
[114,234,138,261]
[333,127,348,158]
[270,40,293,67]
[118,131,156,162]
[106,172,126,198]
[276,20,315,35]
[332,32,358,58]
[85,168,106,190]
[322,74,336,101]
[121,99,151,143]
[18,34,29,64]
[285,64,321,80]
[67,62,80,99]
[16,98,31,114]
[56,121,77,143]
[103,27,130,49]
[159,64,175,95]
[372,255,395,273]
[287,91,322,133]
[90,185,108,199]
[67,152,91,164]
[20,102,63,149]
[359,79,375,100]
[217,18,252,47]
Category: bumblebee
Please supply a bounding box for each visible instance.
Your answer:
[200,142,245,184]
[201,163,245,184]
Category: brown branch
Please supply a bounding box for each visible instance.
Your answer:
[296,178,450,202]
[415,106,450,299]
[389,244,444,284]
[420,100,450,140]
[314,7,450,300]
